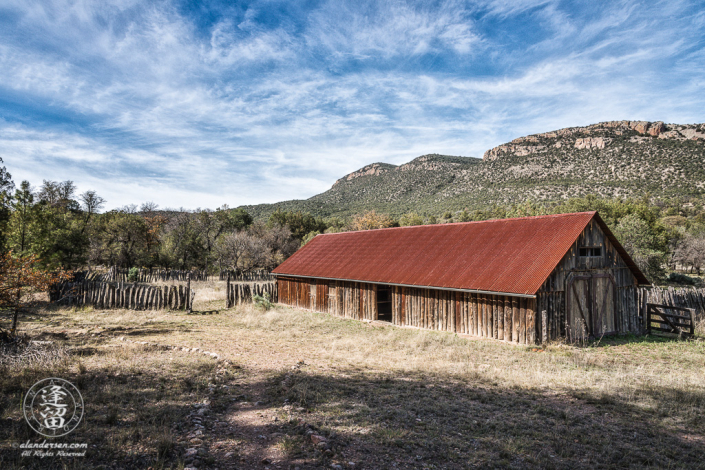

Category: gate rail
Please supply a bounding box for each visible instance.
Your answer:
[646,303,695,336]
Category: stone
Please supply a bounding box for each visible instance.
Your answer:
[310,434,327,444]
[648,121,666,136]
[184,448,198,458]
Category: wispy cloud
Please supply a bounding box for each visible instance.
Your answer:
[0,0,702,210]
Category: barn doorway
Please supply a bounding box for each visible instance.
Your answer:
[567,273,616,342]
[376,285,392,322]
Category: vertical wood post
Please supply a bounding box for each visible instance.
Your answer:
[226,272,232,308]
[186,273,192,313]
[542,309,548,345]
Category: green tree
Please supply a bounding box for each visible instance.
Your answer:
[268,210,326,240]
[399,212,424,226]
[614,213,667,282]
[0,158,14,250]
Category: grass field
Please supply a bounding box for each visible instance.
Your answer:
[1,292,705,469]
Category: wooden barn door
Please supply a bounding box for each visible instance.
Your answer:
[567,273,616,342]
[567,276,591,342]
[592,274,616,336]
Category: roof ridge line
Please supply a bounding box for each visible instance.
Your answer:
[318,211,598,236]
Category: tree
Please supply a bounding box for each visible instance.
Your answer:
[302,231,321,245]
[0,252,68,336]
[37,180,78,210]
[351,211,396,231]
[7,181,36,254]
[399,212,424,226]
[249,221,299,269]
[614,214,667,281]
[674,233,705,275]
[0,158,14,250]
[268,210,326,240]
[216,222,297,273]
[458,209,471,222]
[88,208,150,268]
[195,206,251,272]
[79,190,106,234]
[160,210,204,269]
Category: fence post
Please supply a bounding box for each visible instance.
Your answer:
[226,272,232,308]
[186,272,192,313]
[542,310,548,344]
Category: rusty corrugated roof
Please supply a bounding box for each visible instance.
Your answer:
[272,211,649,295]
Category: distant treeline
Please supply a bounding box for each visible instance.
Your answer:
[0,158,703,284]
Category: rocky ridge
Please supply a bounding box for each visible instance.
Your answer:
[483,120,705,161]
[240,120,705,219]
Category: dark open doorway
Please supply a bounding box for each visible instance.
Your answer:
[377,285,392,322]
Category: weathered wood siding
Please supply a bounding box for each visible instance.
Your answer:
[537,219,641,341]
[277,277,538,344]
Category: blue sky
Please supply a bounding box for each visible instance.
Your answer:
[0,0,703,210]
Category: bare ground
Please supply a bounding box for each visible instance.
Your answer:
[1,293,705,469]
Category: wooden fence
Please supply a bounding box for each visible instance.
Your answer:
[646,303,695,336]
[219,270,275,282]
[640,286,705,321]
[50,281,193,311]
[104,267,209,282]
[226,281,277,308]
[85,267,274,283]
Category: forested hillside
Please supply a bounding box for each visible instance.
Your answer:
[241,120,705,219]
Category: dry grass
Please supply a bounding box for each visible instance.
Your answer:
[1,300,704,469]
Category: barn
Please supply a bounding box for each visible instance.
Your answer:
[272,211,650,344]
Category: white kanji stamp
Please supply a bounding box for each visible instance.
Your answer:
[23,378,84,437]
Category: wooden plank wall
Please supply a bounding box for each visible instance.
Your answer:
[277,277,538,344]
[537,220,642,340]
[388,287,536,344]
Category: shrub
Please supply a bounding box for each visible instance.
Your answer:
[127,267,139,282]
[253,292,273,311]
[667,272,702,286]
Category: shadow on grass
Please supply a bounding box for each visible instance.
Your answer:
[0,352,225,470]
[257,369,705,469]
[1,336,704,469]
[571,332,701,349]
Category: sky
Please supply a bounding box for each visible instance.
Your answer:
[0,0,703,210]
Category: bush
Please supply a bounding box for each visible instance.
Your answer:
[667,272,703,286]
[127,267,139,282]
[253,292,273,311]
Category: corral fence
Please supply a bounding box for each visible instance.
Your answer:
[640,286,705,320]
[50,269,277,311]
[225,279,277,308]
[50,281,193,311]
[219,269,274,282]
[84,266,274,283]
[100,267,209,282]
[646,303,695,336]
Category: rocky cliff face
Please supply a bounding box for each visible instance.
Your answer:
[241,120,705,220]
[483,120,705,161]
[333,163,396,186]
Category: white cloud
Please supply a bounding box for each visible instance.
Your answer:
[0,0,702,210]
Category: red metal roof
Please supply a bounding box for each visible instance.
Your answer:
[272,211,649,295]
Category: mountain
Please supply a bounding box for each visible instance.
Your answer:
[240,120,705,219]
